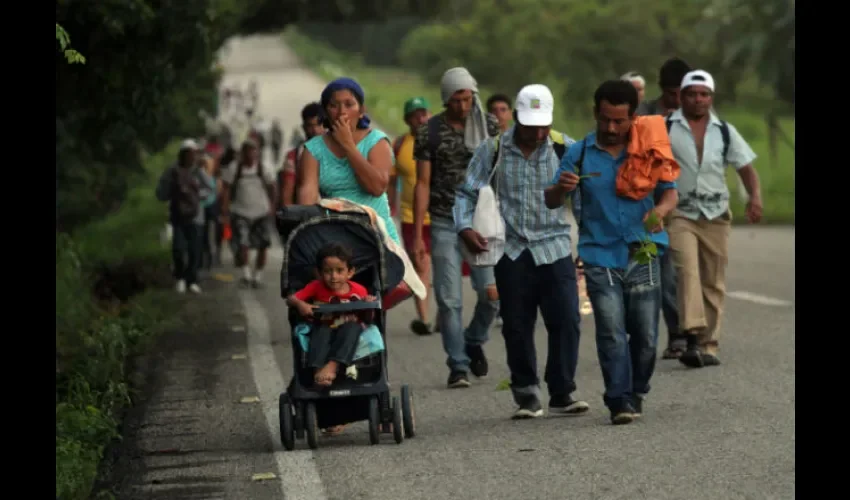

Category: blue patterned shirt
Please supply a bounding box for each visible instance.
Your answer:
[454,126,575,266]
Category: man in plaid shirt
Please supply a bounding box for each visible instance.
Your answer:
[454,84,589,420]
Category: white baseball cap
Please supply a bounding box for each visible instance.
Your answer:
[515,84,554,127]
[680,70,715,92]
[180,139,199,150]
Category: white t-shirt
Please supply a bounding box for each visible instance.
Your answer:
[221,162,276,219]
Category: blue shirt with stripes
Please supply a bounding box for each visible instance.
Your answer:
[454,126,575,266]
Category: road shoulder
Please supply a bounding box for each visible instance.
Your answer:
[98,275,283,500]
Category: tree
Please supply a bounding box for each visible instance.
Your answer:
[56,23,85,64]
[55,0,247,230]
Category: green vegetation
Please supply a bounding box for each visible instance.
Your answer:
[283,20,794,224]
[56,143,184,500]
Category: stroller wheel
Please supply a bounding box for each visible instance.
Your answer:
[279,394,295,451]
[305,402,319,450]
[367,396,380,445]
[294,401,305,440]
[391,396,404,444]
[401,385,416,439]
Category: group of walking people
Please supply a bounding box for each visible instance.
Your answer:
[159,54,763,426]
[383,57,762,425]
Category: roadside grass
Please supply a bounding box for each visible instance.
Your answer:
[56,143,182,500]
[283,27,794,224]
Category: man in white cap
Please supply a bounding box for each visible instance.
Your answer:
[666,69,763,368]
[456,84,589,419]
[412,67,501,389]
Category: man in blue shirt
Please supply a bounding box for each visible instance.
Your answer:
[456,84,589,420]
[546,80,679,425]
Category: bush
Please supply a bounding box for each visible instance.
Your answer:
[55,142,182,500]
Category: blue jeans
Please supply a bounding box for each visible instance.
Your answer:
[584,259,661,411]
[430,217,499,372]
[660,249,683,347]
[494,251,581,404]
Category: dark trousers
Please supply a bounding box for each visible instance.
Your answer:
[201,204,222,270]
[172,222,201,285]
[494,251,581,404]
[307,322,363,368]
[660,250,684,347]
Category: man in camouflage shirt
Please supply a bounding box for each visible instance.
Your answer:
[411,67,501,389]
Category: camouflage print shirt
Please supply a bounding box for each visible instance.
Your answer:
[412,111,500,220]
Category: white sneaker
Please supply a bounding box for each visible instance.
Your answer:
[175,280,187,293]
[189,283,202,294]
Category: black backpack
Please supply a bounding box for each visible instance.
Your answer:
[172,167,200,221]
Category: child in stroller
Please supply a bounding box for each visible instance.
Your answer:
[286,243,377,387]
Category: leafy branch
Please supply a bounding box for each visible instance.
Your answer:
[634,211,660,265]
[56,23,86,65]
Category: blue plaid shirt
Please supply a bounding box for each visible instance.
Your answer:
[454,127,576,266]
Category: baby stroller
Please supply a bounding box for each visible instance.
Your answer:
[276,205,416,450]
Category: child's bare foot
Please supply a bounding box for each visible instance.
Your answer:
[314,361,339,387]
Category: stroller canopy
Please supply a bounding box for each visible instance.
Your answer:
[277,206,405,295]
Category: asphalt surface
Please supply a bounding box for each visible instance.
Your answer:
[109,35,795,500]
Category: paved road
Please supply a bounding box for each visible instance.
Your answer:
[110,35,795,500]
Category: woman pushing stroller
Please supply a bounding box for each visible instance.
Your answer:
[286,243,377,387]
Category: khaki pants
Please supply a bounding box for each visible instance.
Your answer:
[668,210,731,355]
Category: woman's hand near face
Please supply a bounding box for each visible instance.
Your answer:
[331,114,356,151]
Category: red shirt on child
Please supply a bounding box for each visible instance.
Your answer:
[293,280,368,304]
[293,280,370,328]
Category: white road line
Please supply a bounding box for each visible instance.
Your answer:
[241,289,329,500]
[727,290,793,307]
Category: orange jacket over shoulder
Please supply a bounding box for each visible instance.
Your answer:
[615,115,681,201]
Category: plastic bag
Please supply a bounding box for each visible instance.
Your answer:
[460,161,506,267]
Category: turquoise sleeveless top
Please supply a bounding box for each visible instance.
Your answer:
[304,129,400,244]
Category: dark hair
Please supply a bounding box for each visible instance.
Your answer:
[301,102,323,123]
[593,80,639,115]
[659,58,691,89]
[220,146,236,167]
[486,93,512,110]
[177,148,195,167]
[316,243,354,270]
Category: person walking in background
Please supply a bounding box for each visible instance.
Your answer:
[636,57,692,359]
[548,80,679,425]
[412,67,500,388]
[199,153,223,271]
[280,102,326,207]
[388,97,434,336]
[620,72,646,104]
[270,119,284,166]
[459,84,589,419]
[636,58,691,117]
[156,139,214,294]
[486,93,513,133]
[220,139,277,288]
[667,70,762,369]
